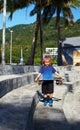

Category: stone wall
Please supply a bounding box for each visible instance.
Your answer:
[0,73,37,98]
[0,65,36,75]
[0,65,80,98]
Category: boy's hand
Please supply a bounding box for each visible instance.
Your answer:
[60,76,64,80]
[34,78,38,82]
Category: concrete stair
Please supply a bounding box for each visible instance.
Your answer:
[0,72,37,98]
[0,83,40,130]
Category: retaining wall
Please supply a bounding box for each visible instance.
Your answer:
[0,64,80,75]
[0,65,80,98]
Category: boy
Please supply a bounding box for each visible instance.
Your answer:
[35,56,64,107]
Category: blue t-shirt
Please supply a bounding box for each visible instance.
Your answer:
[39,65,56,80]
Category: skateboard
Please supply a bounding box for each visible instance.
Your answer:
[37,78,63,85]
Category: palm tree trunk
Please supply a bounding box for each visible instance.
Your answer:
[39,0,44,64]
[26,0,44,65]
[57,26,62,66]
[26,18,39,65]
[56,8,62,66]
[40,18,44,64]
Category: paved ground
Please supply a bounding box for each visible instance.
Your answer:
[33,82,80,130]
[0,83,39,130]
[63,86,80,130]
[33,83,70,130]
[0,81,80,130]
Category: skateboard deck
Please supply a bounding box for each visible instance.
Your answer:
[38,78,63,85]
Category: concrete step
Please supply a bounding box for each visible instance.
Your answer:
[0,83,40,130]
[0,73,37,98]
[33,82,80,130]
[33,84,71,130]
[63,87,80,130]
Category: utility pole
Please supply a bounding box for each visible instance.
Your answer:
[19,47,24,65]
[2,0,7,65]
[9,30,13,64]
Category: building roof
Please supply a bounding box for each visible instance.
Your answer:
[62,36,80,47]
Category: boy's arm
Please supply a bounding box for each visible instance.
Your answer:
[54,71,64,80]
[35,73,41,82]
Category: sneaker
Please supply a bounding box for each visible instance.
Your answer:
[44,99,47,106]
[49,99,53,107]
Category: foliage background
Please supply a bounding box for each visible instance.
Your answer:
[0,17,80,64]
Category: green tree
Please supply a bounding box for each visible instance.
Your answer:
[0,0,45,65]
[0,0,80,65]
[42,0,80,65]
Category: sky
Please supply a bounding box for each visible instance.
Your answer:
[0,4,36,29]
[0,5,80,30]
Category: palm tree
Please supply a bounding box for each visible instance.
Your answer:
[0,0,34,64]
[26,0,46,65]
[26,6,40,65]
[0,0,80,65]
[0,0,26,64]
[26,0,80,65]
[0,0,45,65]
[42,0,80,65]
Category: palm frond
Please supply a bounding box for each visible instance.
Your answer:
[42,5,56,24]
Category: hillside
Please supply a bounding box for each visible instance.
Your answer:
[0,17,80,64]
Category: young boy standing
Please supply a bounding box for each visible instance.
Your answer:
[35,56,64,107]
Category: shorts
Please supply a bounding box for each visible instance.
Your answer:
[42,80,54,94]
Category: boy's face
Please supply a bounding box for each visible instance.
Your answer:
[44,61,50,66]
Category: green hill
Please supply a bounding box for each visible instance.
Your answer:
[0,17,80,64]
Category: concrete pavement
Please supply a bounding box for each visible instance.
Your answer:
[0,79,80,130]
[33,83,70,130]
[0,65,80,130]
[0,83,40,130]
[33,82,80,130]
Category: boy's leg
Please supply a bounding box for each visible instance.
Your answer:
[49,93,53,107]
[49,93,53,99]
[48,81,54,107]
[42,81,48,106]
[43,94,48,106]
